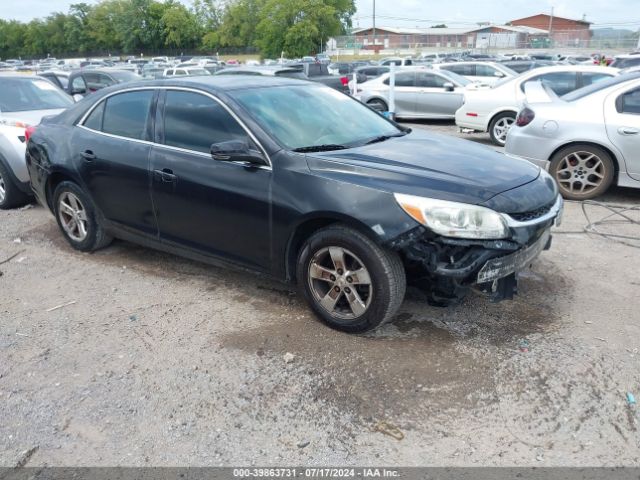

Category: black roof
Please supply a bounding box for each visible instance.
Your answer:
[121,74,313,93]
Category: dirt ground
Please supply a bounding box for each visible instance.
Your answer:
[1,121,639,467]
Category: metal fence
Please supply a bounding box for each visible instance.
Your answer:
[328,29,640,56]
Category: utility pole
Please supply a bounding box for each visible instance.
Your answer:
[548,6,554,46]
[373,0,376,49]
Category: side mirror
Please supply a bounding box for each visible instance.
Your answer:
[210,140,267,166]
[73,94,84,102]
[443,82,455,92]
[494,71,505,77]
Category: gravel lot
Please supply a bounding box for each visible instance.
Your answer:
[1,121,639,467]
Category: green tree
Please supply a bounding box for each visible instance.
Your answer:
[217,0,264,48]
[161,3,202,50]
[255,0,355,58]
[0,20,27,58]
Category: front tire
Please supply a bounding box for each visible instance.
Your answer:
[0,161,31,210]
[53,181,113,252]
[549,144,614,200]
[489,112,516,146]
[296,225,406,333]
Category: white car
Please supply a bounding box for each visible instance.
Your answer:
[0,75,74,209]
[455,65,619,146]
[163,67,211,77]
[356,67,472,119]
[506,73,640,200]
[435,61,518,86]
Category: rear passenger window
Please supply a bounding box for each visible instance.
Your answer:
[383,72,415,87]
[581,73,611,87]
[83,101,105,131]
[523,72,577,95]
[619,88,640,115]
[162,91,249,154]
[102,90,154,140]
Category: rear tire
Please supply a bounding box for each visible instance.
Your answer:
[549,144,614,200]
[296,225,406,333]
[53,181,113,252]
[489,112,516,146]
[367,98,388,113]
[0,161,31,210]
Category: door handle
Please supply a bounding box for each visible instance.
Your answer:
[618,127,640,136]
[80,150,96,161]
[153,168,177,183]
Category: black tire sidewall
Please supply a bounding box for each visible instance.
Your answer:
[550,145,615,200]
[296,227,400,333]
[489,112,516,146]
[367,99,388,112]
[53,181,101,252]
[0,160,30,210]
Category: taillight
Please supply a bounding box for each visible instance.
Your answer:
[25,125,36,142]
[340,76,349,86]
[516,108,535,127]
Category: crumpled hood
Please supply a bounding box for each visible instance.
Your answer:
[306,129,541,205]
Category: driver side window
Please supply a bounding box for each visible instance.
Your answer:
[71,75,86,93]
[162,91,250,154]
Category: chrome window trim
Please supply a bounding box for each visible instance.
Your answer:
[77,85,273,169]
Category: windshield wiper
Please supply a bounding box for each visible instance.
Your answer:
[363,131,410,145]
[292,144,348,153]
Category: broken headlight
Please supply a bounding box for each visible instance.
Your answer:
[394,193,509,240]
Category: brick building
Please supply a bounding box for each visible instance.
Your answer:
[510,14,592,46]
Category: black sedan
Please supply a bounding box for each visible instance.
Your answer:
[26,76,562,333]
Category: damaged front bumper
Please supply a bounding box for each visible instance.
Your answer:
[389,195,563,305]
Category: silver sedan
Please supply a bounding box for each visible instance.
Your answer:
[505,72,640,200]
[355,67,471,119]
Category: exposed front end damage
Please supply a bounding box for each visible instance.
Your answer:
[388,195,562,306]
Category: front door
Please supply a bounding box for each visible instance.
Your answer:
[150,89,272,271]
[414,71,464,118]
[605,85,640,180]
[385,71,418,116]
[74,89,157,236]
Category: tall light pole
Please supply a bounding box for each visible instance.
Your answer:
[373,0,376,49]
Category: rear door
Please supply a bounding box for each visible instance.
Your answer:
[605,85,640,180]
[74,89,157,235]
[414,71,464,118]
[383,71,418,116]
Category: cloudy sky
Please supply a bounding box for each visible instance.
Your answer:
[2,0,638,29]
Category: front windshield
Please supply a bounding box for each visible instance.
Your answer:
[0,77,73,112]
[231,85,403,150]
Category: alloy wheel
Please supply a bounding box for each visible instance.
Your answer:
[493,116,515,144]
[555,151,605,196]
[58,192,89,242]
[308,246,373,320]
[0,172,5,204]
